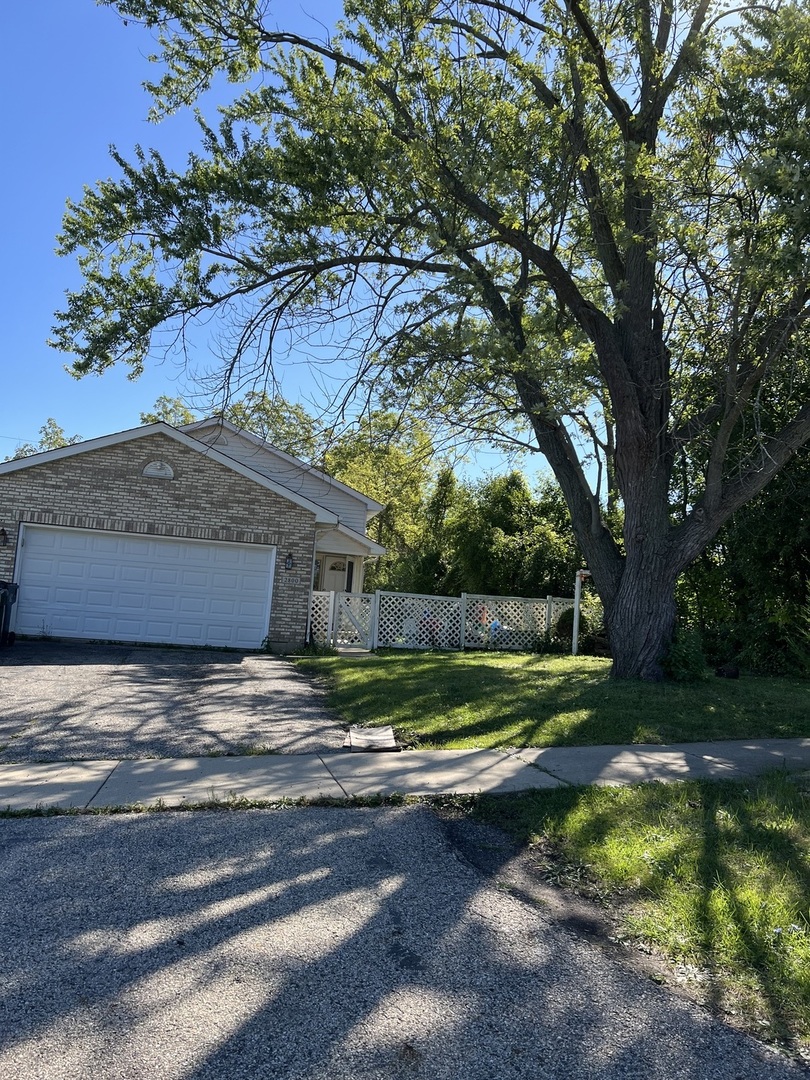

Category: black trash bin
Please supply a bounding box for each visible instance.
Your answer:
[0,581,19,646]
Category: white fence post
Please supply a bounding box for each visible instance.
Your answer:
[545,595,554,635]
[371,590,381,649]
[327,590,337,647]
[460,593,467,649]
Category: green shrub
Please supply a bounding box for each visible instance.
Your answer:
[553,595,610,657]
[553,605,578,643]
[663,626,707,682]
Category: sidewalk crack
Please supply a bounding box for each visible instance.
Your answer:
[85,761,122,808]
[317,754,350,798]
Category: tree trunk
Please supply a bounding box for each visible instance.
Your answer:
[604,560,678,680]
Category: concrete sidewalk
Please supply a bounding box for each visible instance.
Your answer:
[1,738,809,811]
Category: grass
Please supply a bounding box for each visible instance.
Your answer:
[472,771,810,1055]
[296,652,809,748]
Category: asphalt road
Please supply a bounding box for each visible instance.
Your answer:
[0,805,805,1080]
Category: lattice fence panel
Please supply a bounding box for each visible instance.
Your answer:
[309,591,332,644]
[464,595,543,651]
[311,589,576,652]
[377,592,463,650]
[334,593,375,648]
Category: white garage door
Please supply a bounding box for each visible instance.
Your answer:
[13,526,276,649]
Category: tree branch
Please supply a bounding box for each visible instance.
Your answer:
[565,0,632,133]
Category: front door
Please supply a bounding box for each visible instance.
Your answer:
[321,557,347,593]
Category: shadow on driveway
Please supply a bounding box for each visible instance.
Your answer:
[0,641,346,761]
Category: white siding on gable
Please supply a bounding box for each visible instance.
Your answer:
[315,527,378,557]
[193,427,374,534]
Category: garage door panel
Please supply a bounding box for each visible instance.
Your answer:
[210,572,239,590]
[26,554,58,573]
[114,619,148,637]
[122,540,150,556]
[158,542,188,559]
[117,592,147,610]
[210,598,239,616]
[22,584,51,603]
[86,590,116,607]
[237,601,266,617]
[91,535,122,553]
[60,534,92,553]
[89,563,118,581]
[14,527,275,648]
[213,547,242,564]
[57,560,88,578]
[151,568,182,586]
[181,571,209,587]
[120,566,149,584]
[54,587,84,604]
[179,597,206,614]
[148,594,177,612]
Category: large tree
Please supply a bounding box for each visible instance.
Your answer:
[52,0,810,678]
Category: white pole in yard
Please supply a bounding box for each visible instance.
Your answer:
[572,569,592,655]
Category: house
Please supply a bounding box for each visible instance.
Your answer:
[0,418,385,651]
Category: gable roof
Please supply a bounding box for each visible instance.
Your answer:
[0,422,339,526]
[181,418,385,514]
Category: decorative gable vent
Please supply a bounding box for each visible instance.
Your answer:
[142,460,175,479]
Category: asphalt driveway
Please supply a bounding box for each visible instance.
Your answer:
[0,805,804,1080]
[0,642,346,761]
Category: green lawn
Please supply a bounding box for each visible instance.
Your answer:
[297,652,809,748]
[297,649,810,1054]
[473,773,810,1053]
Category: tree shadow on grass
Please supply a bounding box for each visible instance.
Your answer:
[0,804,803,1080]
[693,776,810,1050]
[476,774,810,1054]
[310,652,810,748]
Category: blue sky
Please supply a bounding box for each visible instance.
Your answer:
[1,0,344,453]
[0,0,529,477]
[2,1,195,452]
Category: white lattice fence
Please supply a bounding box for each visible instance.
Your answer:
[376,592,463,650]
[334,593,375,648]
[309,591,333,644]
[310,589,575,652]
[463,594,558,651]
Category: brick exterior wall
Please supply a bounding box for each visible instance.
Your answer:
[0,433,317,651]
